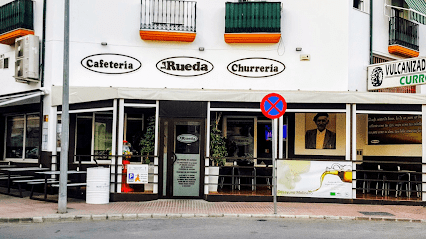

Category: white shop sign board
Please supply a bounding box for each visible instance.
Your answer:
[127,164,148,184]
[367,56,426,90]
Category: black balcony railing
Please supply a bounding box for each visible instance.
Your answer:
[389,15,419,51]
[140,0,196,32]
[0,0,33,35]
[225,2,281,33]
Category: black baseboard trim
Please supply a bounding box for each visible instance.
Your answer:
[205,194,426,206]
[110,193,158,202]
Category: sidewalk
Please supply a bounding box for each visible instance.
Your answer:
[1,193,426,223]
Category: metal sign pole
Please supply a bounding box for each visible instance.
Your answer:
[58,0,70,214]
[272,118,277,214]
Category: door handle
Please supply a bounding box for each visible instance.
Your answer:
[172,152,178,164]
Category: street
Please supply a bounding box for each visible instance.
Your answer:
[1,218,425,239]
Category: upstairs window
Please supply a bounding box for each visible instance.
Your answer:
[353,0,370,13]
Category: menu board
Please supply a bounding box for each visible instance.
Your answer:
[368,114,421,145]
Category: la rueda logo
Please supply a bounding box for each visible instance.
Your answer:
[156,56,214,77]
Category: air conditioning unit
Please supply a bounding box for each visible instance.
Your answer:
[14,35,39,83]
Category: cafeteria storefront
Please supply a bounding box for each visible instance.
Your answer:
[49,86,426,204]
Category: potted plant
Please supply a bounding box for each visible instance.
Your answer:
[140,115,156,191]
[209,112,228,192]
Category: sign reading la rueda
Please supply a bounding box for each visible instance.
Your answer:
[261,93,287,119]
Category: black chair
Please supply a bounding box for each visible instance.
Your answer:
[236,159,255,191]
[255,166,272,190]
[395,166,421,198]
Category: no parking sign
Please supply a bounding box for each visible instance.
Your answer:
[260,93,286,215]
[260,93,287,119]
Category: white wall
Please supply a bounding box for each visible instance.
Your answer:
[40,0,351,92]
[2,0,426,96]
[348,6,370,92]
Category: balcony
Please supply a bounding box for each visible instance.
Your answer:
[0,0,34,45]
[225,1,281,43]
[389,15,419,58]
[140,0,197,42]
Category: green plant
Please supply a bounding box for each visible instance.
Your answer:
[140,116,155,164]
[210,113,227,166]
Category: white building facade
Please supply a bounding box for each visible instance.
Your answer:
[0,0,426,203]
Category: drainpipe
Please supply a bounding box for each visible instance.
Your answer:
[41,0,46,87]
[369,0,373,64]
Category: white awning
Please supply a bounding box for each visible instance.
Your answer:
[0,91,45,107]
[51,86,426,106]
[385,1,426,25]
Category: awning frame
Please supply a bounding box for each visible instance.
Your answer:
[384,2,426,25]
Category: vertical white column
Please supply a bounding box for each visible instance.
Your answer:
[49,107,58,172]
[352,104,357,199]
[117,99,125,193]
[153,100,160,194]
[110,99,117,193]
[205,102,211,195]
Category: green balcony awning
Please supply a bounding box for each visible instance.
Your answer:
[404,0,426,24]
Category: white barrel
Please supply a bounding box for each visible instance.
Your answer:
[86,167,110,204]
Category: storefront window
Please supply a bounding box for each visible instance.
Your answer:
[6,114,40,160]
[94,113,113,160]
[25,114,40,159]
[75,112,113,162]
[225,117,254,161]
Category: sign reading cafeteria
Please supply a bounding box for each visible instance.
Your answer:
[367,56,426,90]
[227,57,285,78]
[156,56,214,77]
[81,53,141,74]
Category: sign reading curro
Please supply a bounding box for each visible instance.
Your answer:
[81,53,141,74]
[227,58,285,78]
[156,56,214,77]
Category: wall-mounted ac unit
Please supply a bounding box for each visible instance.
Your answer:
[14,35,39,83]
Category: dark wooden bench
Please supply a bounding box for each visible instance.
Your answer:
[13,178,56,198]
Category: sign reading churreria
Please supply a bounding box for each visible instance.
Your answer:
[367,56,426,90]
[81,53,141,74]
[156,56,214,77]
[227,58,285,78]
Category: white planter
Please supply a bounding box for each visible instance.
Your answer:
[208,166,220,193]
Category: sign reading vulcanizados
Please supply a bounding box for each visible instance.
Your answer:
[367,56,426,90]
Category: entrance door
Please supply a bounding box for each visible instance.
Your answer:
[160,118,204,198]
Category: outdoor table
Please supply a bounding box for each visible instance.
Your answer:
[0,167,49,194]
[0,165,16,168]
[35,170,87,200]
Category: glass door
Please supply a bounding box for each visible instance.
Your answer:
[160,118,204,198]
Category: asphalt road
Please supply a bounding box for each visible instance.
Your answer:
[1,218,425,239]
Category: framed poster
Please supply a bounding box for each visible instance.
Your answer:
[368,114,421,145]
[277,160,352,199]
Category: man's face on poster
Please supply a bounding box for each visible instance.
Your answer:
[315,116,329,132]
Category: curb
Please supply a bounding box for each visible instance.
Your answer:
[0,214,425,224]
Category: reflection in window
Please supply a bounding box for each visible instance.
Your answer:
[75,112,113,162]
[94,114,113,160]
[6,114,40,159]
[25,114,40,159]
[226,118,254,164]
